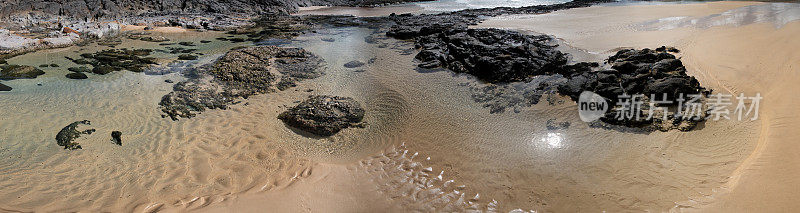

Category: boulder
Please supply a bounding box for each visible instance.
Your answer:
[55,120,95,150]
[65,72,88,79]
[278,95,366,136]
[343,60,365,68]
[0,65,45,80]
[0,82,11,91]
[111,131,122,146]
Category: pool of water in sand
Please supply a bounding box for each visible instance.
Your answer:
[0,12,762,212]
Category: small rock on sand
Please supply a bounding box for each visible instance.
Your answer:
[0,82,11,91]
[65,72,88,79]
[343,60,365,68]
[111,131,122,146]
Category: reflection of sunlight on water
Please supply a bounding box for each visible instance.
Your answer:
[535,132,564,149]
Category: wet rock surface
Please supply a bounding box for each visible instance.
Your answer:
[278,95,366,136]
[343,60,365,68]
[65,72,88,79]
[65,48,158,74]
[159,46,324,120]
[0,64,45,80]
[414,28,567,83]
[55,120,95,150]
[111,131,122,146]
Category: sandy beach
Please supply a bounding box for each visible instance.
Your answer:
[203,1,800,212]
[1,0,798,212]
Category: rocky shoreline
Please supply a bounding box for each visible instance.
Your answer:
[3,0,710,133]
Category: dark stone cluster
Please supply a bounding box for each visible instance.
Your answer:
[55,120,95,150]
[414,28,567,83]
[65,48,158,74]
[158,46,324,120]
[278,95,366,137]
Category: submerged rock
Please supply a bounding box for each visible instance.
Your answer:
[66,48,158,74]
[177,54,198,60]
[55,120,95,150]
[0,82,11,91]
[111,131,122,146]
[140,36,170,42]
[278,95,366,136]
[65,72,88,79]
[0,65,45,80]
[68,66,91,73]
[343,60,365,68]
[159,46,324,120]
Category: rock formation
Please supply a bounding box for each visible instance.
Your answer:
[278,95,366,136]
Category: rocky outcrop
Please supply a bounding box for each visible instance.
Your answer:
[557,47,706,132]
[278,95,366,136]
[0,82,11,91]
[159,46,324,120]
[384,0,612,40]
[55,120,95,150]
[65,72,88,79]
[111,131,122,146]
[0,64,44,79]
[414,28,567,83]
[64,48,157,74]
[0,0,431,29]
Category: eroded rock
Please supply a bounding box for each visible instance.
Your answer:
[0,65,45,80]
[278,95,366,136]
[159,46,324,120]
[55,120,95,150]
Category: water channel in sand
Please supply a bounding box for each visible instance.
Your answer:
[1,1,796,212]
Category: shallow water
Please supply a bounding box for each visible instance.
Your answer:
[0,4,765,212]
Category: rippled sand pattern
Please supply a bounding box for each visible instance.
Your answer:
[0,2,779,211]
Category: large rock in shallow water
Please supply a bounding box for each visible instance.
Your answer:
[0,65,45,80]
[278,95,365,136]
[412,28,567,83]
[159,46,324,120]
[0,82,11,91]
[55,120,95,150]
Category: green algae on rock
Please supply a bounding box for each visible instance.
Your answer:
[278,95,366,137]
[0,64,45,80]
[159,46,324,120]
[55,120,96,150]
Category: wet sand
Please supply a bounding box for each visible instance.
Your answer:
[478,1,800,211]
[1,1,798,212]
[210,1,799,212]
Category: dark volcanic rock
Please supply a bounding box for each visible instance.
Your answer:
[557,47,706,132]
[111,131,122,146]
[178,54,198,60]
[0,65,45,80]
[140,36,170,42]
[343,60,365,68]
[68,66,91,73]
[159,46,324,120]
[413,28,567,83]
[0,82,11,91]
[67,49,158,74]
[278,95,366,136]
[65,72,88,79]
[55,120,95,150]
